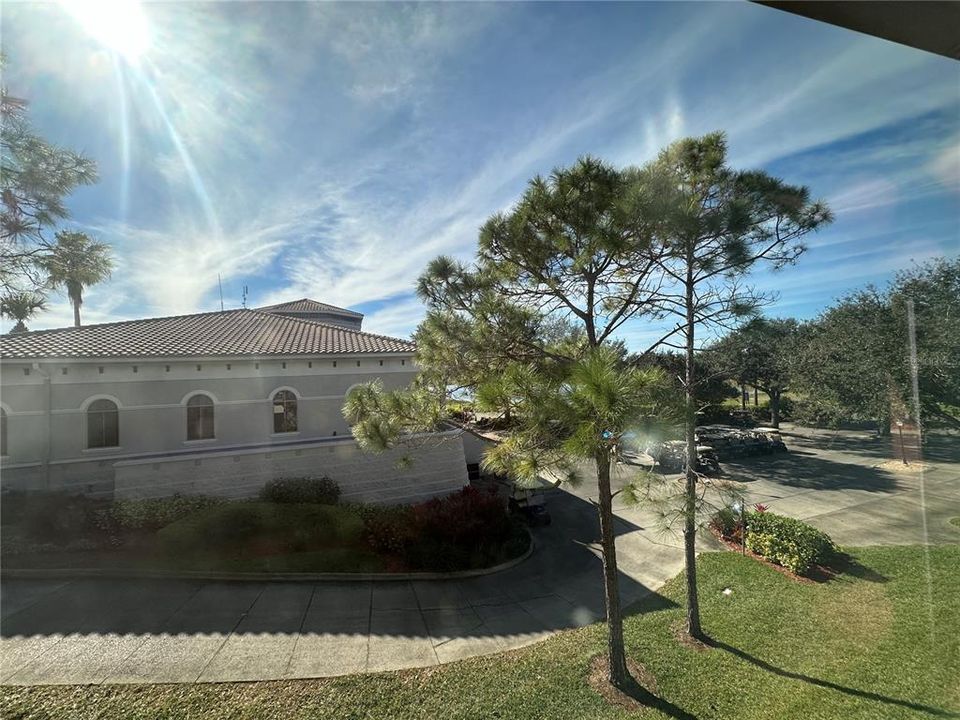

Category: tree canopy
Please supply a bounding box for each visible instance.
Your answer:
[1,78,97,296]
[41,230,114,328]
[791,257,960,432]
[710,317,800,426]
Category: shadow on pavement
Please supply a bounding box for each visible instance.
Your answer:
[723,451,900,492]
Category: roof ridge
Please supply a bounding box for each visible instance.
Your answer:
[246,309,412,345]
[256,298,363,317]
[7,308,249,337]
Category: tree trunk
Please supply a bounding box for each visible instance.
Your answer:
[596,452,629,688]
[770,390,781,428]
[740,384,746,410]
[72,300,81,328]
[683,270,704,640]
[754,387,758,406]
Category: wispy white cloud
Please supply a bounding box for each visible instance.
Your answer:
[928,138,960,193]
[361,295,426,339]
[3,2,956,345]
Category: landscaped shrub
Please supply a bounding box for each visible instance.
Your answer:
[260,476,341,505]
[709,507,743,543]
[745,510,838,575]
[362,505,417,556]
[413,485,512,548]
[361,486,525,572]
[102,494,224,532]
[156,502,363,559]
[2,491,110,546]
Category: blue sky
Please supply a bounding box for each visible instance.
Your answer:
[2,1,958,345]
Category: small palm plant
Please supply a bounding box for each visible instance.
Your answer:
[41,230,113,327]
[1,291,48,333]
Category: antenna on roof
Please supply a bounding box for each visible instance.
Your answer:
[242,285,249,309]
[217,274,225,312]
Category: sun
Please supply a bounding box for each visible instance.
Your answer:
[60,0,151,62]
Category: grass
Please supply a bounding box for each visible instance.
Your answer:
[2,545,957,719]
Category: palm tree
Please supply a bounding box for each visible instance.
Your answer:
[0,291,48,333]
[42,230,113,327]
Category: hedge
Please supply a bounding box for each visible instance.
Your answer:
[745,510,838,574]
[260,477,341,505]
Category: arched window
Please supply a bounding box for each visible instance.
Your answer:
[272,390,298,433]
[187,394,215,440]
[1,408,7,456]
[87,399,119,448]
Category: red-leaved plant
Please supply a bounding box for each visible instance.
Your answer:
[754,503,769,513]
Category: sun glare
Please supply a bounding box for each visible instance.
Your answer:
[60,0,151,62]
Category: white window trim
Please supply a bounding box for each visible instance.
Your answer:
[180,390,221,405]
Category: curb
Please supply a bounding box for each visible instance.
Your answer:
[0,530,535,584]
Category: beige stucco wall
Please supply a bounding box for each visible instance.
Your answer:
[458,425,496,466]
[113,433,469,504]
[0,354,468,504]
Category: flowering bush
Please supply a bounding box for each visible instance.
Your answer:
[709,507,744,544]
[413,486,512,547]
[363,505,416,556]
[363,486,524,571]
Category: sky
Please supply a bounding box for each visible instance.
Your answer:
[2,1,958,346]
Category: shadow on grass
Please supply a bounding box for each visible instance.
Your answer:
[828,553,889,583]
[618,675,699,720]
[590,655,699,720]
[706,637,960,718]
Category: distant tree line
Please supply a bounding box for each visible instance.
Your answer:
[698,257,958,433]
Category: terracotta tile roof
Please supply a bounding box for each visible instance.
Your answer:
[257,298,364,318]
[0,309,414,360]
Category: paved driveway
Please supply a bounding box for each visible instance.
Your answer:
[727,425,960,546]
[2,425,956,685]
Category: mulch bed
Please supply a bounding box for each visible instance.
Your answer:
[587,655,659,713]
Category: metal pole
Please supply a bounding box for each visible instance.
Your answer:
[906,300,923,442]
[898,422,907,465]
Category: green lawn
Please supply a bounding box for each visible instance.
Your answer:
[3,545,957,719]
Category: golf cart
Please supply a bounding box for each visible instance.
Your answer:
[649,440,722,477]
[508,485,552,526]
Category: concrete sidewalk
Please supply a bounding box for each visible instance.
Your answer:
[2,425,957,685]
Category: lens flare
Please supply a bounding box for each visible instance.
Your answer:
[60,0,150,62]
